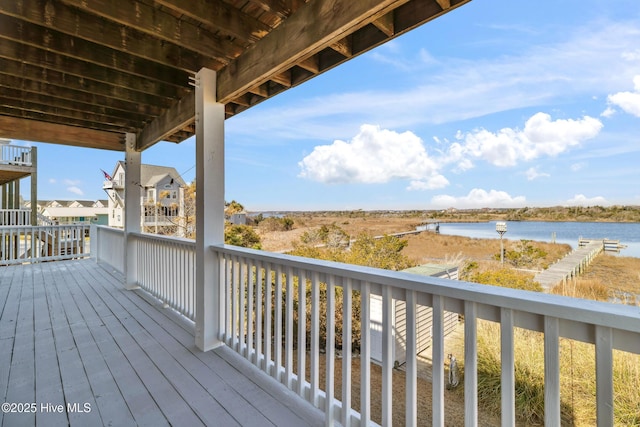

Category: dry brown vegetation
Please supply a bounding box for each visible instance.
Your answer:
[260,212,640,297]
[259,212,640,425]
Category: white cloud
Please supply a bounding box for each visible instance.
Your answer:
[67,186,84,196]
[228,21,640,142]
[407,174,450,191]
[298,124,440,184]
[570,162,587,172]
[525,167,550,181]
[566,194,608,206]
[452,113,603,167]
[299,111,601,190]
[607,75,640,117]
[48,178,57,184]
[431,188,526,209]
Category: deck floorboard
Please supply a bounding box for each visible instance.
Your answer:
[0,259,324,427]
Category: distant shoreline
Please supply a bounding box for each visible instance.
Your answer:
[249,206,640,224]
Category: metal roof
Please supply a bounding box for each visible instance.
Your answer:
[0,0,471,152]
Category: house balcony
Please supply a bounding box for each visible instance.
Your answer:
[102,179,124,190]
[2,225,639,426]
[0,145,36,189]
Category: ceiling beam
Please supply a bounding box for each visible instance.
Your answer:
[58,0,244,60]
[154,0,272,42]
[136,92,195,151]
[0,14,196,87]
[216,0,412,103]
[372,12,395,37]
[0,0,230,71]
[0,73,165,117]
[0,58,177,109]
[0,39,189,98]
[0,116,124,151]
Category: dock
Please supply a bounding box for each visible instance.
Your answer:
[534,239,609,290]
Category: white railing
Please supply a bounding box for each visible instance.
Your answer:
[130,232,196,322]
[211,244,640,427]
[91,225,125,273]
[86,228,640,425]
[0,225,89,265]
[0,209,31,225]
[103,179,124,188]
[91,226,195,321]
[0,144,32,166]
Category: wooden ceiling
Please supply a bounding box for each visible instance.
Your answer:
[0,0,471,152]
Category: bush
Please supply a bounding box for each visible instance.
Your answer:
[224,224,261,249]
[496,239,547,268]
[467,268,542,292]
[259,216,295,232]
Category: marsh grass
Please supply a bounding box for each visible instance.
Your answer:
[470,320,640,426]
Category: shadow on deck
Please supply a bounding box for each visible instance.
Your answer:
[0,259,323,426]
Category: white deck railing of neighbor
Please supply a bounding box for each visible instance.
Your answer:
[0,144,32,166]
[0,224,89,265]
[0,208,31,226]
[91,227,640,426]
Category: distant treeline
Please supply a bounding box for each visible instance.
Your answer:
[278,205,640,223]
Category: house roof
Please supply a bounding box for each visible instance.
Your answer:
[41,207,109,217]
[0,0,471,152]
[110,161,186,187]
[141,165,187,188]
[402,263,458,278]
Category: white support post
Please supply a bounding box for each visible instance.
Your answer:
[195,67,225,351]
[124,133,141,290]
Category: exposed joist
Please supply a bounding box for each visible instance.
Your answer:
[137,92,195,151]
[372,12,395,37]
[0,85,153,127]
[0,116,124,151]
[154,0,272,41]
[58,0,244,60]
[216,0,413,103]
[330,37,353,57]
[0,0,230,71]
[435,0,451,9]
[248,0,309,19]
[297,56,320,74]
[394,0,468,34]
[247,83,269,97]
[0,104,135,132]
[0,74,165,117]
[270,71,293,87]
[0,14,193,90]
[0,58,176,109]
[0,39,189,98]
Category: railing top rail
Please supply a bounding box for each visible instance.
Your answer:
[129,231,195,247]
[211,243,640,334]
[0,224,88,230]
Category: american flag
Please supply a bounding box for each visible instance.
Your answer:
[101,169,112,181]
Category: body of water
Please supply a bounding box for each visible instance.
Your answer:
[439,221,640,258]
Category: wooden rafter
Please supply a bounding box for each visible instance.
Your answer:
[0,0,471,151]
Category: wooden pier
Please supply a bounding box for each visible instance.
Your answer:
[534,239,607,290]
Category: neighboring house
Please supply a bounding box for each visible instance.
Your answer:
[369,264,459,366]
[103,162,186,235]
[34,200,109,225]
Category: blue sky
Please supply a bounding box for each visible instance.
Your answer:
[13,0,640,211]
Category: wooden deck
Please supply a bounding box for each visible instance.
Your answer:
[534,240,604,290]
[0,259,324,427]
